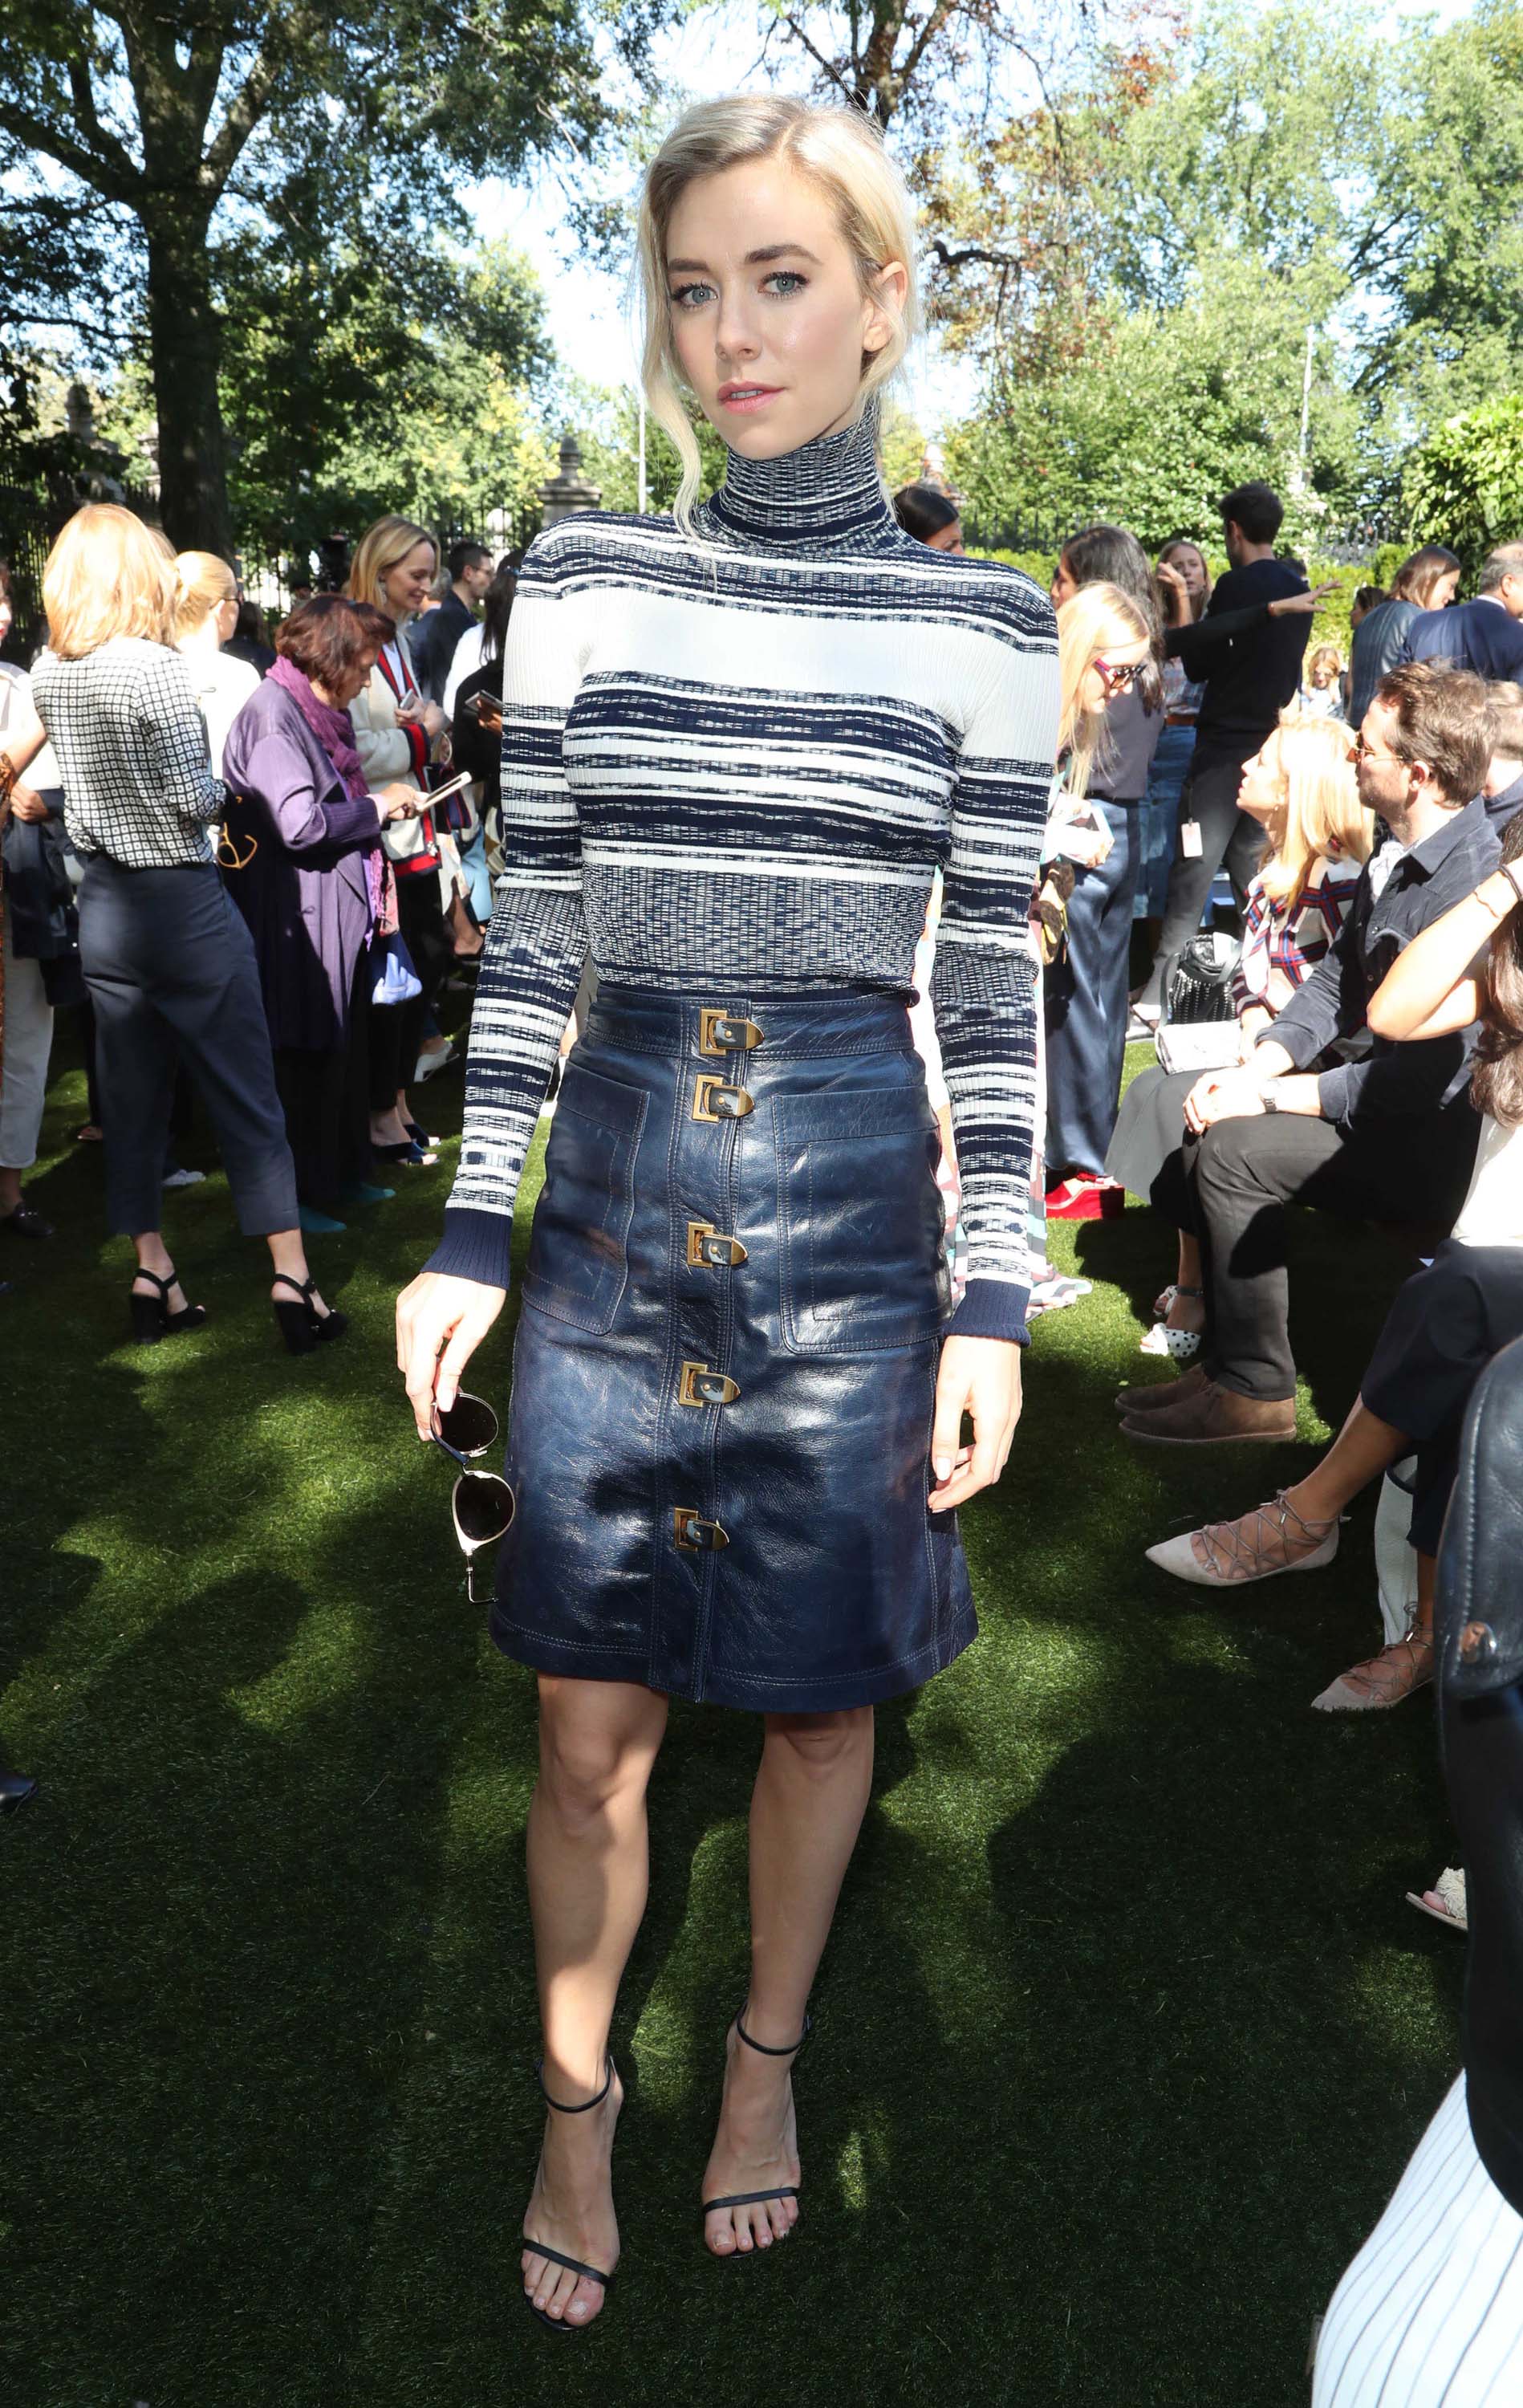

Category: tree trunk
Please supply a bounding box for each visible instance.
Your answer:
[144,213,234,556]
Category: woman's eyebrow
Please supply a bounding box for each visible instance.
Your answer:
[666,243,824,273]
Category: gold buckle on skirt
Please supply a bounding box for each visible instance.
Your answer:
[692,1075,753,1122]
[672,1507,729,1552]
[699,1008,764,1056]
[679,1361,741,1407]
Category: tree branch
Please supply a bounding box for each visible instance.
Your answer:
[780,14,865,109]
[65,51,140,189]
[201,5,325,197]
[0,95,134,201]
[0,307,121,341]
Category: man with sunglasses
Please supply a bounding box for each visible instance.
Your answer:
[1121,663,1499,1445]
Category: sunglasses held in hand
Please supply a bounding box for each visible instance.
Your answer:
[431,1393,515,1602]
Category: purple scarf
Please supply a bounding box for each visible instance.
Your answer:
[266,653,385,925]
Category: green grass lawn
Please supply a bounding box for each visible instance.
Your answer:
[1,1028,1462,2406]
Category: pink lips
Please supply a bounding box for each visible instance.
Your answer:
[720,387,782,413]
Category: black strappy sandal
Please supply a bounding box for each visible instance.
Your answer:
[701,2006,812,2248]
[523,2057,619,2336]
[271,1273,347,1357]
[128,1266,208,1344]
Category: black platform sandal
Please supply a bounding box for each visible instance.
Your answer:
[701,2006,812,2246]
[272,1273,347,1356]
[128,1267,208,1344]
[523,2056,619,2336]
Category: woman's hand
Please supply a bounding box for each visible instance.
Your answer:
[376,782,424,820]
[1155,560,1190,627]
[397,1271,506,1438]
[1184,1067,1266,1133]
[1269,582,1340,618]
[928,1335,1024,1513]
[6,781,50,823]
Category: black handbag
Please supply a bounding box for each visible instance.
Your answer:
[1164,931,1241,1024]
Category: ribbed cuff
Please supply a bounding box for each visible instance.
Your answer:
[424,1206,514,1290]
[1315,1067,1352,1123]
[948,1278,1031,1346]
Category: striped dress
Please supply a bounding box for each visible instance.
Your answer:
[428,405,1059,1341]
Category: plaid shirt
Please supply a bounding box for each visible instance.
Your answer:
[30,637,225,869]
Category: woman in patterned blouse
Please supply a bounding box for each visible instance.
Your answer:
[1107,714,1374,1356]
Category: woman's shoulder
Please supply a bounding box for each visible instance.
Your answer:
[917,549,1058,652]
[522,509,680,582]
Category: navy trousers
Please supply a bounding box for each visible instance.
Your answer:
[1045,798,1137,1179]
[78,858,299,1237]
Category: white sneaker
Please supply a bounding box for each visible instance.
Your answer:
[162,1165,206,1188]
[412,1045,457,1084]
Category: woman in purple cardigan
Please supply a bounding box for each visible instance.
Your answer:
[221,597,422,1227]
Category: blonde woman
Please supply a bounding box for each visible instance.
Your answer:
[1107,714,1371,1352]
[1298,639,1346,722]
[172,551,260,778]
[396,96,1058,2329]
[29,506,343,1352]
[347,518,458,1144]
[1038,582,1158,1214]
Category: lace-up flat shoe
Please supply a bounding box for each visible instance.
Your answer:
[1114,1362,1209,1419]
[1122,1378,1297,1447]
[1146,1492,1339,1584]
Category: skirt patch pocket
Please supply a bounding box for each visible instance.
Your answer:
[775,1084,950,1356]
[522,1065,648,1335]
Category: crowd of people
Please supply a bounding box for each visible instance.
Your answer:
[0,511,520,1322]
[3,351,1523,2388]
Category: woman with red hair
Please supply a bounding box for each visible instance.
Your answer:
[221,595,424,1229]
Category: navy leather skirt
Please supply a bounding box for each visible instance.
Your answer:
[493,986,977,1711]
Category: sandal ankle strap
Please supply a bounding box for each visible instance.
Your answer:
[272,1272,316,1300]
[735,2005,812,2057]
[133,1267,175,1295]
[535,2055,614,2113]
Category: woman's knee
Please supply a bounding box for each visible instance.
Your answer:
[763,1706,874,1780]
[537,1685,664,1826]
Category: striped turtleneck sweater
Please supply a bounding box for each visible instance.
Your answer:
[428,405,1059,1341]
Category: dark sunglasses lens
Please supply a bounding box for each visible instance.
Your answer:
[437,1393,498,1456]
[454,1471,514,1544]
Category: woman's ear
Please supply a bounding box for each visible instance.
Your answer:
[862,258,909,357]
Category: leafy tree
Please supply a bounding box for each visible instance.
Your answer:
[1403,394,1523,583]
[0,0,661,550]
[944,251,1363,551]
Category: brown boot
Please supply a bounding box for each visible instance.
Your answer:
[1114,1362,1210,1420]
[1121,1377,1297,1446]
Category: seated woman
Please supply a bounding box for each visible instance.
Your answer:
[221,596,424,1230]
[1144,810,1523,1714]
[1107,714,1371,1355]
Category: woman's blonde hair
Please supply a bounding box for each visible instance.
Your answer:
[1306,641,1345,682]
[173,550,238,636]
[1257,713,1374,906]
[43,503,177,660]
[345,516,437,612]
[1056,583,1153,796]
[636,96,921,537]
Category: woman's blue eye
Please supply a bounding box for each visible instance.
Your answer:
[668,271,808,309]
[766,271,807,295]
[670,283,714,309]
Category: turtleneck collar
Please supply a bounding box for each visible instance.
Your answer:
[703,401,900,553]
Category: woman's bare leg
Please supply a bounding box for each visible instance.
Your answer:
[703,1705,875,2257]
[522,1675,668,2327]
[1284,1398,1411,1527]
[1164,1232,1206,1334]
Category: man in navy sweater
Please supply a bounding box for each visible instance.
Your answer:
[1149,481,1313,1000]
[1397,543,1523,681]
